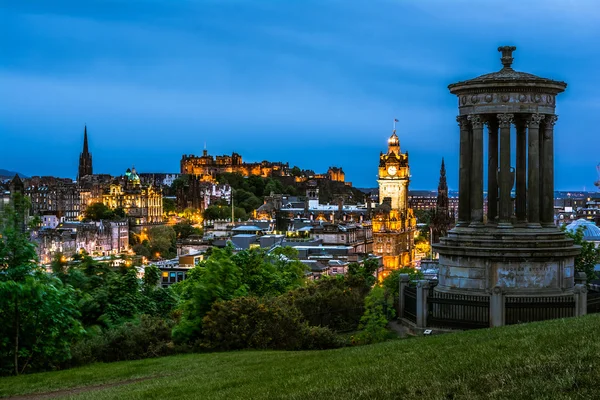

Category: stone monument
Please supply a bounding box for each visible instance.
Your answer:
[433,46,580,295]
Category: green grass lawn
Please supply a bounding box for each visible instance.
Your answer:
[2,315,600,399]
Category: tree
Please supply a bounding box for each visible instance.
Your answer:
[163,198,176,215]
[147,225,176,259]
[347,258,379,288]
[290,166,303,177]
[203,205,246,221]
[355,286,393,345]
[83,202,117,221]
[564,226,600,283]
[173,222,202,239]
[172,246,247,344]
[0,194,82,375]
[0,276,83,375]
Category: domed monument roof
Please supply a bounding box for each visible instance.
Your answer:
[566,219,600,241]
[451,46,567,86]
[449,46,567,93]
[448,46,567,117]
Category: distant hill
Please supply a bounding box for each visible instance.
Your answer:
[0,169,28,179]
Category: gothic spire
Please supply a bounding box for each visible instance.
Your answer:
[83,125,89,154]
[78,124,93,180]
[438,158,447,191]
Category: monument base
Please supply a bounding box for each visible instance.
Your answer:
[432,225,580,295]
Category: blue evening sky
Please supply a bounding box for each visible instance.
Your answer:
[1,0,599,190]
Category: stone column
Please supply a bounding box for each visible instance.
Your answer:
[487,119,499,223]
[542,115,557,226]
[574,284,587,317]
[416,280,430,328]
[515,119,527,223]
[497,113,514,227]
[468,114,484,226]
[527,113,545,227]
[490,286,505,327]
[457,116,471,227]
[398,273,410,318]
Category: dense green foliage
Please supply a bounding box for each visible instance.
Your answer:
[203,204,247,221]
[131,225,177,260]
[162,197,176,214]
[381,267,424,301]
[355,286,395,345]
[173,222,202,239]
[172,246,307,344]
[201,297,342,351]
[1,194,399,377]
[5,316,600,399]
[563,225,600,283]
[69,316,177,366]
[83,202,125,221]
[0,195,83,375]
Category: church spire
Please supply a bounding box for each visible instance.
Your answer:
[83,124,89,154]
[78,125,93,181]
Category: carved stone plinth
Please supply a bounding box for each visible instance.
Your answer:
[434,225,579,295]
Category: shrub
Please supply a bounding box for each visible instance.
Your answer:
[355,286,395,345]
[299,325,344,350]
[69,315,176,366]
[282,276,368,332]
[201,297,343,351]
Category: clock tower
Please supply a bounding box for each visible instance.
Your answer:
[377,130,409,210]
[373,124,417,273]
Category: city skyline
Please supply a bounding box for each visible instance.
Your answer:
[2,0,600,190]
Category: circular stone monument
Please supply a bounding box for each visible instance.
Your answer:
[433,46,580,295]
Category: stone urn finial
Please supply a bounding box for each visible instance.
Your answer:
[498,45,517,69]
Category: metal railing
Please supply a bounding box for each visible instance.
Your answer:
[427,291,490,330]
[505,295,575,325]
[587,290,600,314]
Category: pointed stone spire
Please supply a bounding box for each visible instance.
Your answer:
[438,158,447,192]
[432,157,451,244]
[78,125,93,181]
[83,124,89,154]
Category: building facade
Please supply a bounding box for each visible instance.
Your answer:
[181,149,289,181]
[35,220,129,263]
[102,168,163,226]
[373,129,417,270]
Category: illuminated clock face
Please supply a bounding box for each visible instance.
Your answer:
[387,166,397,176]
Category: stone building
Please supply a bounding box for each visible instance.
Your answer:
[176,174,231,211]
[35,220,129,264]
[26,179,80,221]
[327,167,345,183]
[180,149,289,181]
[102,167,163,226]
[433,46,579,297]
[312,222,373,254]
[138,173,180,189]
[373,127,417,270]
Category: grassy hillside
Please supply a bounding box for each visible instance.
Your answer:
[2,315,600,399]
